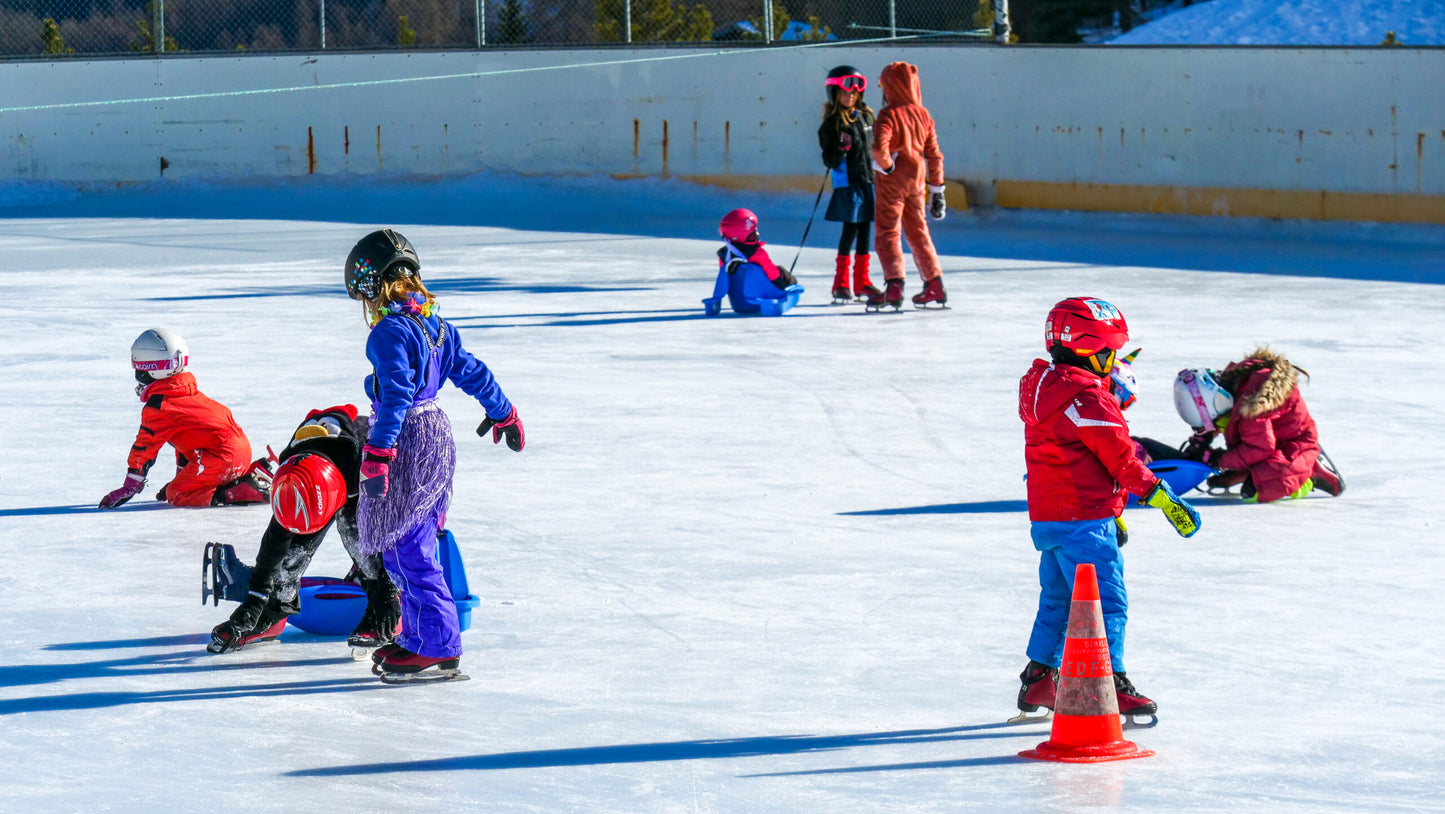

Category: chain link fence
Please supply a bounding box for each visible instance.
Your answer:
[2,0,1002,57]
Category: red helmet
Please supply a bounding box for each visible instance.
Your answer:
[719,209,759,243]
[270,453,348,534]
[1045,297,1129,355]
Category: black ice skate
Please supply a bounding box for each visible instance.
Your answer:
[202,542,254,606]
[1115,672,1158,729]
[1008,660,1057,724]
[348,577,403,659]
[208,597,287,654]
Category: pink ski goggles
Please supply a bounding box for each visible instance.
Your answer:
[826,75,867,92]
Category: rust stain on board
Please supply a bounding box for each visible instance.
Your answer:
[632,119,639,159]
[661,120,669,177]
[307,126,316,174]
[376,125,383,170]
[344,125,350,155]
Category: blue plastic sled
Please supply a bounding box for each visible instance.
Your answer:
[1129,459,1216,508]
[287,528,480,635]
[703,262,803,317]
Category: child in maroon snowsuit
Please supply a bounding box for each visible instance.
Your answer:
[1195,345,1342,502]
[345,229,524,680]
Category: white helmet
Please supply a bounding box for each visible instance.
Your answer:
[1173,368,1233,429]
[131,328,189,380]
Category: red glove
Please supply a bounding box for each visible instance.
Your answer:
[99,471,146,509]
[359,445,396,500]
[477,406,525,452]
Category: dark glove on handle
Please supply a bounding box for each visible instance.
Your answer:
[477,406,525,452]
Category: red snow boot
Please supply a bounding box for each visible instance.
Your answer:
[912,276,947,308]
[853,253,881,302]
[831,255,853,302]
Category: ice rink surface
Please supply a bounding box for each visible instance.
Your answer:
[2,176,1443,811]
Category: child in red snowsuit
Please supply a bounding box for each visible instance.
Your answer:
[99,328,270,509]
[1016,298,1201,725]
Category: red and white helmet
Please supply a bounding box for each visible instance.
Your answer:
[1173,368,1235,429]
[1045,298,1129,355]
[271,453,348,534]
[131,328,189,379]
[719,208,760,243]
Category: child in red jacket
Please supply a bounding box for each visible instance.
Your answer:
[1175,346,1343,502]
[99,328,271,510]
[1016,298,1201,725]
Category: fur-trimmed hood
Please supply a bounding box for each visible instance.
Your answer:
[1223,345,1301,419]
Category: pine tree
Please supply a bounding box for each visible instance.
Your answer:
[397,15,417,47]
[130,3,181,52]
[497,0,529,44]
[594,0,712,42]
[42,18,75,54]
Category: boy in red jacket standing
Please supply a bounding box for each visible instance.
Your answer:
[1015,298,1201,724]
[99,328,271,510]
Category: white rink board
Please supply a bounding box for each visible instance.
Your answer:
[2,46,1442,197]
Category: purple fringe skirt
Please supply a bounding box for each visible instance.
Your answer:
[358,400,455,556]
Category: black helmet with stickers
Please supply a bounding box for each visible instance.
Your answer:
[345,229,420,301]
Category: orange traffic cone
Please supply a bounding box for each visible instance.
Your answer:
[1019,563,1154,763]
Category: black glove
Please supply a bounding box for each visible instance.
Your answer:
[1181,429,1219,462]
[929,191,947,220]
[478,406,525,452]
[774,268,797,288]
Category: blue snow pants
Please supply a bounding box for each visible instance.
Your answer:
[1025,517,1128,673]
[382,502,462,658]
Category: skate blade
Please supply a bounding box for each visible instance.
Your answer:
[1006,710,1053,725]
[912,302,949,309]
[351,646,376,661]
[1122,713,1158,730]
[378,669,469,684]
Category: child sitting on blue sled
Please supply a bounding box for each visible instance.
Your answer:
[703,209,804,317]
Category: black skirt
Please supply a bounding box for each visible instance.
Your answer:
[825,184,875,223]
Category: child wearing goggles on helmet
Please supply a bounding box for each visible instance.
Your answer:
[818,65,878,304]
[1174,347,1343,502]
[704,209,801,316]
[99,328,272,510]
[1015,298,1203,727]
[344,229,525,682]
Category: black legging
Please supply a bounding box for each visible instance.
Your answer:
[837,222,872,256]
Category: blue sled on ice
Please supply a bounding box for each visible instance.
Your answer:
[702,262,803,317]
[1128,459,1216,508]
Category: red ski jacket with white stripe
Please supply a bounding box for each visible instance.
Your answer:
[1019,359,1159,522]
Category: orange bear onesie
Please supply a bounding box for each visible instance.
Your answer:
[870,61,945,289]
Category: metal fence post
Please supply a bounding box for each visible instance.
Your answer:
[763,0,773,43]
[477,0,485,46]
[625,0,632,43]
[320,0,326,49]
[888,0,896,38]
[155,0,165,53]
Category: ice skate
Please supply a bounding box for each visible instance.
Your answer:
[851,254,879,306]
[208,597,287,654]
[348,578,402,659]
[1311,449,1345,496]
[376,647,469,684]
[1115,673,1158,729]
[911,276,947,309]
[883,278,905,311]
[212,461,272,506]
[830,255,854,304]
[1007,660,1057,724]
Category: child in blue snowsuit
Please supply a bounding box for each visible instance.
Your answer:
[703,208,802,317]
[344,229,525,680]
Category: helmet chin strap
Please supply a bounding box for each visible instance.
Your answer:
[1086,348,1116,375]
